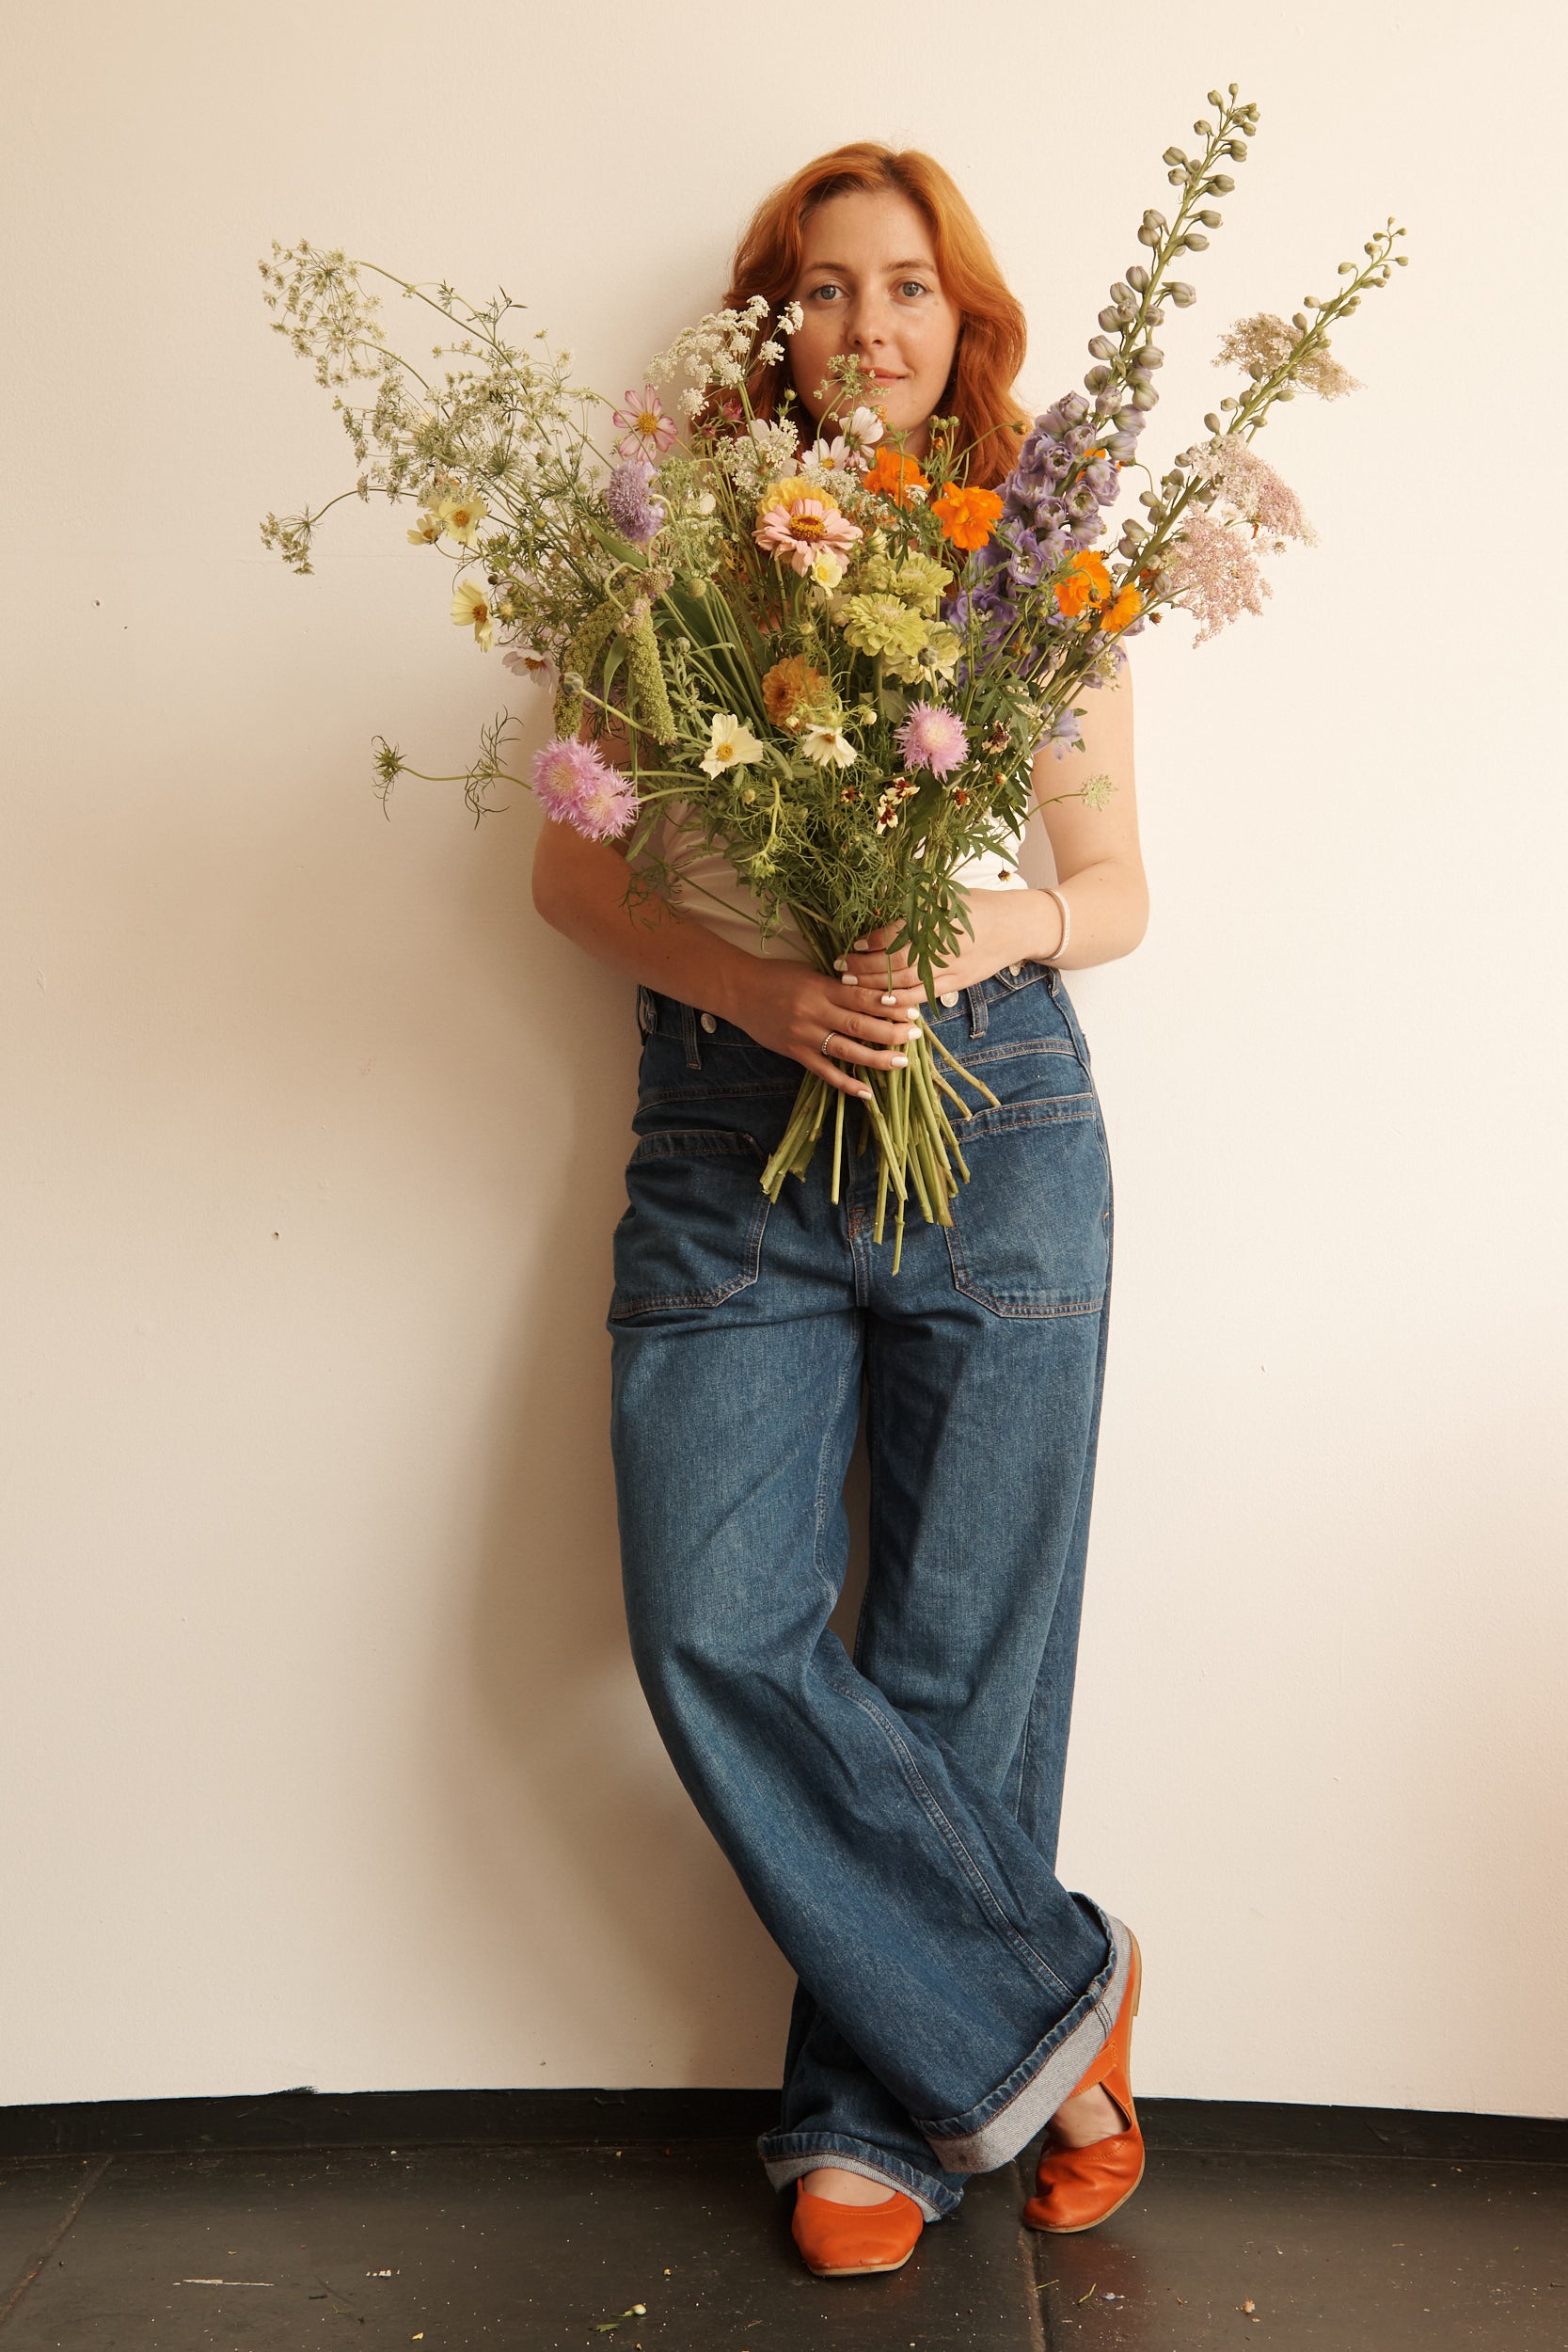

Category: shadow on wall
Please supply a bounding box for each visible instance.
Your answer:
[427,835,806,2086]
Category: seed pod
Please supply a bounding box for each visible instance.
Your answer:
[1162,146,1187,167]
[1292,312,1309,331]
[1167,168,1186,187]
[1202,411,1222,432]
[1098,307,1123,332]
[1136,344,1165,368]
[1087,335,1117,360]
[1138,221,1160,246]
[1084,365,1113,392]
[1193,119,1212,135]
[1209,172,1236,193]
[1137,488,1157,507]
[1143,208,1167,230]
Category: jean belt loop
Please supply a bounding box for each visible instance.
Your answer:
[637,983,657,1036]
[963,982,989,1039]
[679,999,702,1069]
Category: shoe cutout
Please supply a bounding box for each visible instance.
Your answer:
[791,2173,925,2276]
[1022,1930,1145,2234]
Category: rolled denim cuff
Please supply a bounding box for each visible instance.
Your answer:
[915,1906,1132,2173]
[757,2132,957,2222]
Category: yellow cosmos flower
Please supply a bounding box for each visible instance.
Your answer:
[406,510,443,545]
[451,580,495,651]
[438,490,489,547]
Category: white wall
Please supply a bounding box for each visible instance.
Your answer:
[3,0,1563,2118]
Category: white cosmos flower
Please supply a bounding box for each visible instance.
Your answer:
[700,712,766,777]
[844,405,885,452]
[807,546,847,592]
[800,725,857,770]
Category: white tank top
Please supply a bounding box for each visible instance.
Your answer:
[652,800,1031,961]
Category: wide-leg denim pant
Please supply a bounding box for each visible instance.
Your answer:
[607,958,1133,2223]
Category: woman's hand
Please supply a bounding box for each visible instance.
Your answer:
[725,956,925,1102]
[834,890,1065,1002]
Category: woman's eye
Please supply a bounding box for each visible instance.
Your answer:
[898,280,929,299]
[808,284,842,304]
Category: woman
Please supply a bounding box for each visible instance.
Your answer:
[533,143,1150,2280]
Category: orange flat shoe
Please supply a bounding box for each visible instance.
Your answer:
[1022,1930,1144,2234]
[791,2174,926,2277]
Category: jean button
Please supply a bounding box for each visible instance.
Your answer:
[1006,961,1022,976]
[939,990,960,1008]
[699,1011,718,1032]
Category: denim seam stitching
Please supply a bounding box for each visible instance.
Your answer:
[811,1343,861,1612]
[836,1682,1076,2001]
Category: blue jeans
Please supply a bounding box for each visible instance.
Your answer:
[607,958,1133,2223]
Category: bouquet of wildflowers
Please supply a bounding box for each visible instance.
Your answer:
[261,85,1404,1267]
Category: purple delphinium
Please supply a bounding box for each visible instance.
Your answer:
[605,456,665,545]
[945,387,1145,687]
[530,736,638,840]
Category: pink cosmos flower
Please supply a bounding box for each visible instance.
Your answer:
[753,490,862,576]
[612,385,678,461]
[530,736,638,840]
[895,701,969,779]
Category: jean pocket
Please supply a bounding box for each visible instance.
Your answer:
[610,1127,771,1320]
[943,1093,1110,1318]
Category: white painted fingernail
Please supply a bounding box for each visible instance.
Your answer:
[853,937,869,951]
[832,956,847,971]
[841,973,858,986]
[880,992,897,1005]
[892,1054,908,1067]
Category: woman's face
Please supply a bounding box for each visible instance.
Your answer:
[785,187,962,458]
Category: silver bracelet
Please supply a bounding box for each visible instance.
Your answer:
[1045,886,1071,963]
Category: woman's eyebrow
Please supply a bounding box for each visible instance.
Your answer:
[799,258,937,276]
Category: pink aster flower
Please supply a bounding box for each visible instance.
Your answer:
[895,701,969,779]
[530,736,638,840]
[612,385,678,461]
[753,488,862,576]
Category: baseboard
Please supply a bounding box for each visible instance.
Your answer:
[0,2088,1562,2166]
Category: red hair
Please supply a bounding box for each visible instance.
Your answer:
[722,143,1030,491]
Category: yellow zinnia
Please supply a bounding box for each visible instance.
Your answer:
[451,580,495,651]
[754,476,841,528]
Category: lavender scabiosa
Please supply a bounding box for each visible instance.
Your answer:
[606,456,665,545]
[530,735,638,839]
[895,702,969,779]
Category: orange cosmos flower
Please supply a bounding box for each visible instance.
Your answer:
[863,446,929,507]
[1100,584,1144,633]
[1053,549,1115,619]
[931,483,1004,550]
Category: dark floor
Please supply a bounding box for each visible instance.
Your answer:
[1,2119,1562,2349]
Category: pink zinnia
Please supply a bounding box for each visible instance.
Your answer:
[895,701,969,779]
[530,736,638,840]
[753,491,862,576]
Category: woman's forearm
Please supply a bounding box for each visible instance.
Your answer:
[531,823,771,1024]
[1031,859,1149,970]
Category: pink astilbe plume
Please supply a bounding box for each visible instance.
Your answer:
[895,701,969,778]
[530,736,638,839]
[1158,512,1272,647]
[1213,313,1363,401]
[1193,437,1319,548]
